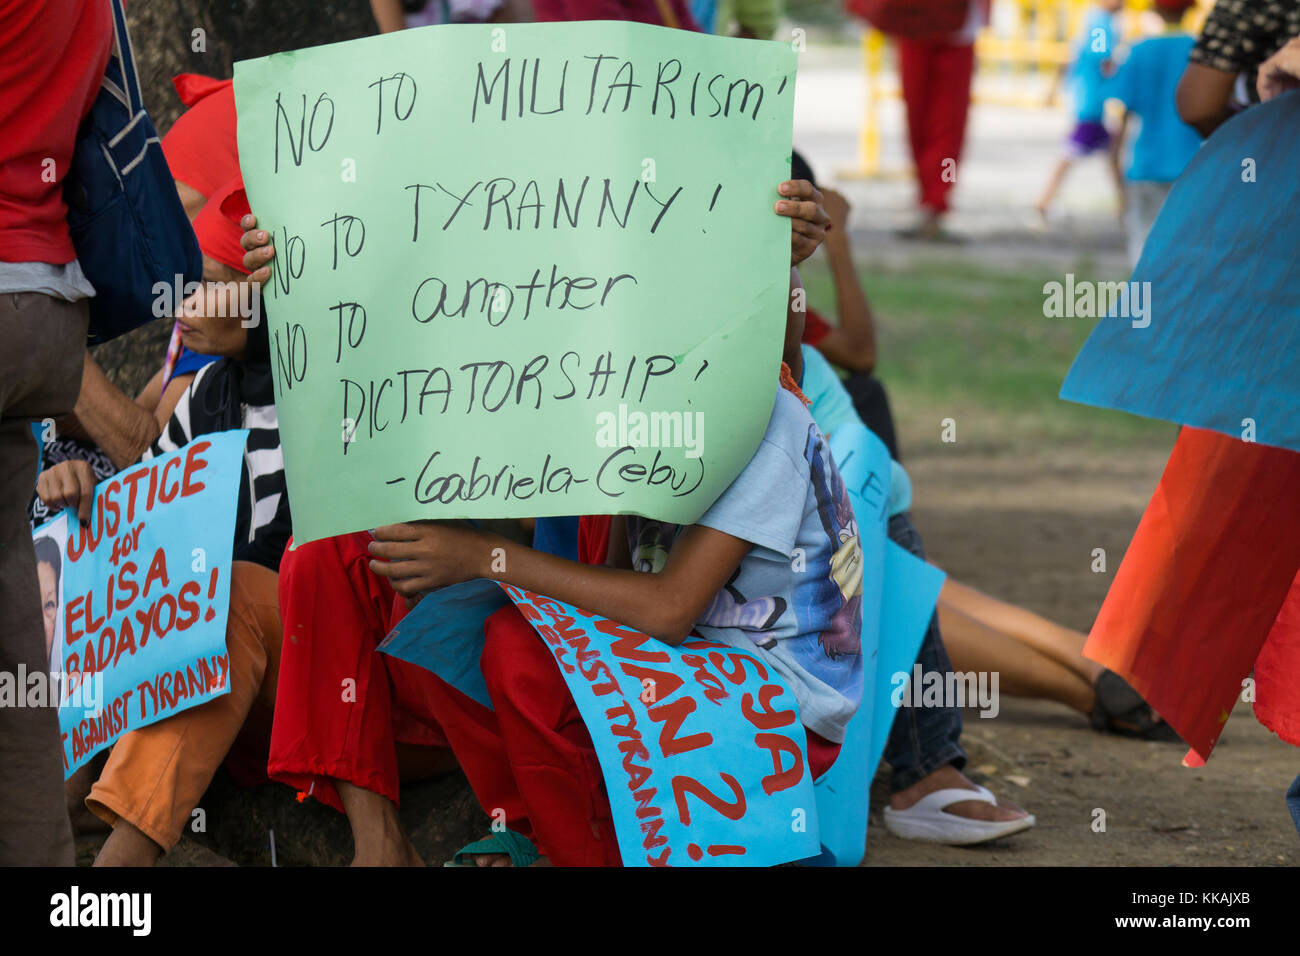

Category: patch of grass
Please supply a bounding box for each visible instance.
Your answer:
[798,256,1177,453]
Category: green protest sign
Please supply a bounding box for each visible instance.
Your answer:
[234,22,796,543]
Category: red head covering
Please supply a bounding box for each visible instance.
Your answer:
[192,175,251,275]
[161,74,239,198]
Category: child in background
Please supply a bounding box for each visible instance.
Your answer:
[1036,0,1126,221]
[1105,0,1202,267]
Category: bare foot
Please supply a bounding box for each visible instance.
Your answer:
[890,764,1028,823]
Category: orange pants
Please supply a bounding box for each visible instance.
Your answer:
[85,560,282,850]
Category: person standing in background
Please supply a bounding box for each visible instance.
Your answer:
[0,0,113,866]
[895,0,990,242]
[1034,0,1125,223]
[1105,0,1203,267]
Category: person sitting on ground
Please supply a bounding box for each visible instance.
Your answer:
[800,343,1178,743]
[794,148,1176,743]
[792,345,1035,845]
[790,149,901,461]
[36,178,293,867]
[244,178,839,867]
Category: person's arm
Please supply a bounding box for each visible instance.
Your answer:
[813,188,876,374]
[152,372,196,433]
[369,521,752,645]
[1176,61,1238,136]
[130,365,195,433]
[175,180,207,221]
[135,366,165,416]
[68,354,165,469]
[370,0,406,32]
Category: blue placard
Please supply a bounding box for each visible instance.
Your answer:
[1060,93,1300,452]
[32,430,247,776]
[377,577,504,709]
[501,583,822,867]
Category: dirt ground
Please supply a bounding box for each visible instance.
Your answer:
[863,440,1300,867]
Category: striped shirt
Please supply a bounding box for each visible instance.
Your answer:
[147,361,292,572]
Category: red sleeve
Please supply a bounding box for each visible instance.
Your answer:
[801,306,832,346]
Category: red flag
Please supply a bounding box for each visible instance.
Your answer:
[1083,427,1300,761]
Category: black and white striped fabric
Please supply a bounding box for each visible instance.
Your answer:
[147,360,292,572]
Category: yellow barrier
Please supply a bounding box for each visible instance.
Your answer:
[844,0,1213,178]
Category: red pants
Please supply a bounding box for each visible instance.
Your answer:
[268,532,450,812]
[421,602,842,866]
[272,523,840,866]
[897,37,975,215]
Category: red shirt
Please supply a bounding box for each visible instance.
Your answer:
[0,0,112,264]
[801,306,832,347]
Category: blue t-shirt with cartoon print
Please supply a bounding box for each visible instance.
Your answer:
[626,388,863,743]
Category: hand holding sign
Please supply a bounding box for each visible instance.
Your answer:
[234,22,800,542]
[31,431,248,776]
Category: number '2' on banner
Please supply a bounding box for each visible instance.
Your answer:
[501,584,821,867]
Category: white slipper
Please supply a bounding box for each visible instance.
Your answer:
[882,785,1036,846]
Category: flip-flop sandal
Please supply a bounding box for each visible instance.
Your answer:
[444,829,540,868]
[882,785,1036,846]
[1090,669,1183,742]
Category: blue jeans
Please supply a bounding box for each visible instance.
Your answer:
[882,512,967,792]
